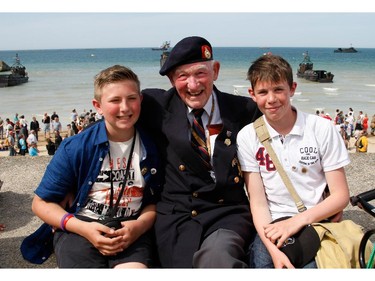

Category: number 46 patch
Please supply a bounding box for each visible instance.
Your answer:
[256,147,276,171]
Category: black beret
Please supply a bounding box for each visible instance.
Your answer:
[159,36,213,76]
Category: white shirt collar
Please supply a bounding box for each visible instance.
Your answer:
[264,107,305,139]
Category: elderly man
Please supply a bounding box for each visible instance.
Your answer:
[140,36,261,268]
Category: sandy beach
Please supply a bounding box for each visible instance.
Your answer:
[0,132,374,268]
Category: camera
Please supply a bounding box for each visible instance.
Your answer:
[99,217,123,230]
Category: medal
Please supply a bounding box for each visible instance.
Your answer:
[224,138,231,146]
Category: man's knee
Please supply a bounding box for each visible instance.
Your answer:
[192,229,248,268]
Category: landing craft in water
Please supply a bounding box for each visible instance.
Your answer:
[152,41,172,68]
[160,51,170,68]
[296,51,334,83]
[0,54,29,87]
[334,46,358,53]
[152,41,171,51]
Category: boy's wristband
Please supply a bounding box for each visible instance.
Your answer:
[60,213,74,232]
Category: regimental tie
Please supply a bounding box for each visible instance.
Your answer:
[191,108,211,169]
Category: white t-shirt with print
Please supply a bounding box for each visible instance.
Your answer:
[78,131,145,220]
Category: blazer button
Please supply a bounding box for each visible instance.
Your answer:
[179,165,186,171]
[192,192,198,198]
[234,176,240,183]
[191,210,198,217]
[218,199,224,204]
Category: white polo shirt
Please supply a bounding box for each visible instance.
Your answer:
[237,110,350,220]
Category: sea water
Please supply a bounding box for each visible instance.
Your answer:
[1,47,375,126]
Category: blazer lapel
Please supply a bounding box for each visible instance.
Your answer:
[163,91,212,178]
[212,90,238,173]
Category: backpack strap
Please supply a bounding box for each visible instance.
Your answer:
[254,116,307,213]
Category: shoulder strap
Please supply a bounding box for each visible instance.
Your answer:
[254,117,307,213]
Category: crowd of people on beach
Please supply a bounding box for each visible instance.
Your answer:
[1,36,375,269]
[1,108,372,156]
[0,108,102,156]
[314,108,373,153]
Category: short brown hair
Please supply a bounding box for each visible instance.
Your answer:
[247,54,294,89]
[94,65,140,101]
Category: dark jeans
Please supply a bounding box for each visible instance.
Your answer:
[249,234,317,268]
[53,230,154,268]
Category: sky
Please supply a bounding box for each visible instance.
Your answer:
[1,0,375,51]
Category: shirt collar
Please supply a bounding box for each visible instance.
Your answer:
[289,107,306,136]
[264,107,305,139]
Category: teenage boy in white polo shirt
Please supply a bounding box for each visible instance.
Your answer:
[237,54,350,269]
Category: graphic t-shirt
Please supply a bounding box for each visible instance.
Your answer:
[78,132,145,220]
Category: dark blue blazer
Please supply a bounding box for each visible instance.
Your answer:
[140,85,262,267]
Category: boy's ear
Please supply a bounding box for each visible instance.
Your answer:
[289,82,297,97]
[248,88,256,102]
[92,99,102,115]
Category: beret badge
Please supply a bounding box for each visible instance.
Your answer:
[202,45,212,60]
